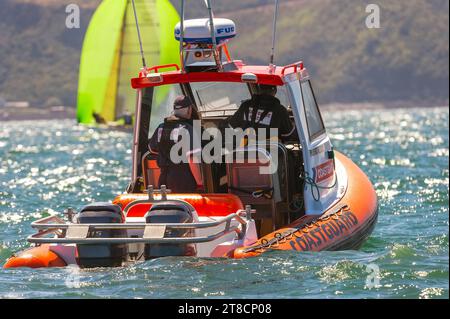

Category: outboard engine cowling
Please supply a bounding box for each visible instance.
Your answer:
[144,201,197,259]
[76,203,127,268]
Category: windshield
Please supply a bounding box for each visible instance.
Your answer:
[191,82,251,118]
[146,82,292,137]
[190,82,291,119]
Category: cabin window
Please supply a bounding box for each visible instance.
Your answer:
[190,82,251,118]
[147,84,184,137]
[189,82,290,120]
[301,81,325,141]
[248,83,290,109]
[274,85,290,110]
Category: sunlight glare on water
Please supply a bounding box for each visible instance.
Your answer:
[0,107,448,299]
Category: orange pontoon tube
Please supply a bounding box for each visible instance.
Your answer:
[233,152,378,258]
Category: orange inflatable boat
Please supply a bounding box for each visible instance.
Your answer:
[4,14,377,269]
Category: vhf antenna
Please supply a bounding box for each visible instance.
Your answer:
[205,0,223,71]
[179,0,185,72]
[269,0,280,71]
[131,0,147,69]
[205,0,218,52]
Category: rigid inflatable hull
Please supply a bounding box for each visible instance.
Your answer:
[232,152,378,258]
[3,153,377,268]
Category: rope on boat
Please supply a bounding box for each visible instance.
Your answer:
[228,186,274,199]
[285,171,338,216]
[300,172,338,202]
[242,204,350,254]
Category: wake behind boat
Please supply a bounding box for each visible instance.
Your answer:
[4,0,378,269]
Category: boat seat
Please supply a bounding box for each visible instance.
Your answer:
[142,151,161,190]
[225,143,290,232]
[141,151,204,192]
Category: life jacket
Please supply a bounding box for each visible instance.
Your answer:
[242,95,280,131]
[156,117,193,168]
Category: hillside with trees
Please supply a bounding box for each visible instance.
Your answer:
[0,0,448,106]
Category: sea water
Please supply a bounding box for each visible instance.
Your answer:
[0,107,448,299]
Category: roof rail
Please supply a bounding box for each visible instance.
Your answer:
[281,61,304,76]
[145,64,180,74]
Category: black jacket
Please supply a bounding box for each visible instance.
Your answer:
[227,94,295,140]
[148,116,196,168]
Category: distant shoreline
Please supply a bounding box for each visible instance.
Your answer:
[320,101,449,111]
[0,102,448,122]
[0,107,76,122]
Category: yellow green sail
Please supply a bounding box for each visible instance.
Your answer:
[77,0,180,124]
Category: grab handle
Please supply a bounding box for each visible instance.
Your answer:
[146,64,180,74]
[281,61,304,76]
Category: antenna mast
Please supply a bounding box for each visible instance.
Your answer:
[205,0,223,71]
[177,0,234,72]
[269,0,280,70]
[179,0,185,72]
[131,0,147,69]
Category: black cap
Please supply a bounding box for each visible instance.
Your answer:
[173,95,194,110]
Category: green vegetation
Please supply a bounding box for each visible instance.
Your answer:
[0,0,448,106]
[0,0,97,106]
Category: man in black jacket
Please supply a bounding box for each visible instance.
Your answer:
[148,96,201,193]
[226,84,296,142]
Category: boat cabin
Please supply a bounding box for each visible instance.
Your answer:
[128,18,343,236]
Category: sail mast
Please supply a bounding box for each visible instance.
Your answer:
[131,0,147,69]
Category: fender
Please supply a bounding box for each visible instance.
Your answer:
[4,244,67,269]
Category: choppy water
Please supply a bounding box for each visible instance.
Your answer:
[0,107,448,299]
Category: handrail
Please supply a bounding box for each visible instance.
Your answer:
[31,212,247,231]
[31,215,66,225]
[145,64,180,74]
[281,61,304,76]
[27,210,250,245]
[28,228,239,245]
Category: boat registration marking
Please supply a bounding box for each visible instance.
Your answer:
[313,160,335,183]
[143,225,166,239]
[66,225,89,239]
